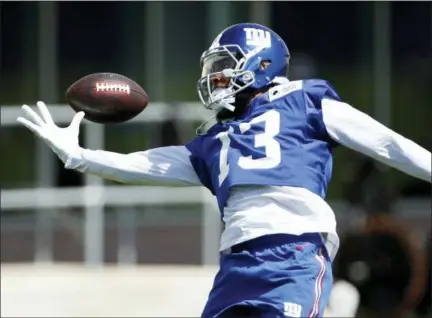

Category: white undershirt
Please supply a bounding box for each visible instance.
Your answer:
[65,98,431,260]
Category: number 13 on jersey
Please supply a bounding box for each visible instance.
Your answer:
[216,110,281,186]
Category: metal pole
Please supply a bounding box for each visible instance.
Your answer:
[201,190,221,265]
[144,2,165,149]
[145,2,165,102]
[250,1,271,27]
[83,125,105,267]
[117,207,137,265]
[35,1,58,263]
[373,2,391,126]
[201,1,231,265]
[207,1,230,44]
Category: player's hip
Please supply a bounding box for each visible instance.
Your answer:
[220,223,340,261]
[221,233,331,266]
[203,233,333,318]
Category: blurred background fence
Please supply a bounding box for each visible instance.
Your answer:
[1,1,431,317]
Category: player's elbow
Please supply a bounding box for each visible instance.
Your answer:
[374,135,400,160]
[368,127,410,162]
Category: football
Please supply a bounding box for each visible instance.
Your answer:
[66,73,149,124]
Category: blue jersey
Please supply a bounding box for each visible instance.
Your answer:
[186,79,342,214]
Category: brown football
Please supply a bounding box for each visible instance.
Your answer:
[66,73,148,124]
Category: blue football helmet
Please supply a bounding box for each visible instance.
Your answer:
[197,23,290,113]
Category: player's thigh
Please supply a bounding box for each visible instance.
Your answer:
[205,302,279,318]
[276,246,333,318]
[216,305,261,318]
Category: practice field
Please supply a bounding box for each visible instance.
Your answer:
[1,263,218,317]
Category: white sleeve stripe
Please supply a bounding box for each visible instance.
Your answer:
[321,98,431,183]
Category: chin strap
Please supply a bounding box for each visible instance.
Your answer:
[196,113,219,136]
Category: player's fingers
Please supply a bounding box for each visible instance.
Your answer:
[36,101,55,125]
[17,117,42,136]
[21,105,45,126]
[69,111,85,132]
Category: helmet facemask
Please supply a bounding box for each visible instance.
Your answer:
[197,45,261,113]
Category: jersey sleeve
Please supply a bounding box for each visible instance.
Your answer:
[322,99,432,183]
[64,145,202,186]
[303,79,343,147]
[185,137,215,194]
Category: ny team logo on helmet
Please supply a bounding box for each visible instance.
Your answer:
[197,23,290,113]
[244,28,272,48]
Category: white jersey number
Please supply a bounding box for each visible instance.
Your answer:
[216,110,281,186]
[215,127,234,186]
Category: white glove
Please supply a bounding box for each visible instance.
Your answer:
[17,101,85,163]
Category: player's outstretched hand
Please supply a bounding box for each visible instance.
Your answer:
[17,101,85,163]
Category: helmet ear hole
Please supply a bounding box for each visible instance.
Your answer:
[260,60,271,70]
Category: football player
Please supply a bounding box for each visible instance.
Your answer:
[17,23,431,318]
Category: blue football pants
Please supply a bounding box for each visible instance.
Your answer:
[202,233,333,318]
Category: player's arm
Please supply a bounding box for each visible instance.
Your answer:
[66,146,201,186]
[321,98,431,182]
[16,101,202,186]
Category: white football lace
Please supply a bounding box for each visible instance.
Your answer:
[95,83,131,94]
